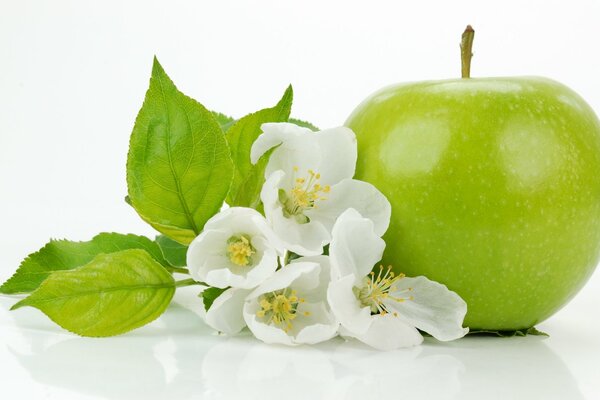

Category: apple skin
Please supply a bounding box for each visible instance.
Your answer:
[346,77,600,330]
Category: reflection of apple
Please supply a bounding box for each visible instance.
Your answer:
[345,27,600,330]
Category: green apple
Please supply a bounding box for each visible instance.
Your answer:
[345,27,600,330]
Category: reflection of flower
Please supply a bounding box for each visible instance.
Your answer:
[327,209,469,350]
[251,123,391,256]
[199,334,465,400]
[327,341,464,400]
[187,207,283,289]
[202,338,335,400]
[243,257,338,345]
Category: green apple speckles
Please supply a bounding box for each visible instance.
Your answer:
[346,76,600,330]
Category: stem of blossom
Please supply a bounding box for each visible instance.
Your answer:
[166,266,190,275]
[174,278,203,288]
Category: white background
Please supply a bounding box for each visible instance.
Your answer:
[1,0,600,399]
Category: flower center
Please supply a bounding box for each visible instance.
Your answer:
[256,288,309,332]
[354,265,413,316]
[279,168,330,224]
[226,235,255,266]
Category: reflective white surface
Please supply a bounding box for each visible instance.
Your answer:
[2,0,600,399]
[2,281,599,400]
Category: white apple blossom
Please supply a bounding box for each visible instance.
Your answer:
[187,207,283,289]
[251,122,391,256]
[327,208,469,351]
[243,256,338,345]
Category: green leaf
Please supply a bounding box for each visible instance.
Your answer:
[126,57,234,244]
[226,85,293,208]
[11,249,176,337]
[0,233,168,294]
[231,146,276,210]
[467,326,549,337]
[523,326,549,336]
[211,111,235,132]
[284,250,302,265]
[200,286,227,311]
[156,235,188,267]
[289,117,319,131]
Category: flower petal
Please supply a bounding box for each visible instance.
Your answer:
[244,310,296,346]
[387,276,468,341]
[251,123,320,181]
[250,122,314,163]
[204,248,278,290]
[187,230,230,284]
[260,169,284,211]
[271,211,330,256]
[204,207,257,232]
[311,126,357,186]
[305,179,391,236]
[204,268,246,289]
[187,207,281,289]
[247,261,320,300]
[290,255,331,295]
[252,124,356,189]
[244,261,336,345]
[242,246,279,289]
[204,288,251,335]
[327,274,372,335]
[287,256,339,344]
[294,301,339,344]
[329,208,385,280]
[345,314,423,351]
[250,216,285,255]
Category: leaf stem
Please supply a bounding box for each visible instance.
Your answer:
[460,25,475,78]
[174,278,203,288]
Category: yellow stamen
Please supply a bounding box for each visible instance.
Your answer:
[356,265,413,316]
[256,288,308,331]
[226,235,255,266]
[280,168,329,223]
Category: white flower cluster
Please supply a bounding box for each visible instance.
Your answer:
[187,123,468,350]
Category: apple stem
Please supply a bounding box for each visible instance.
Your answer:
[461,25,475,78]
